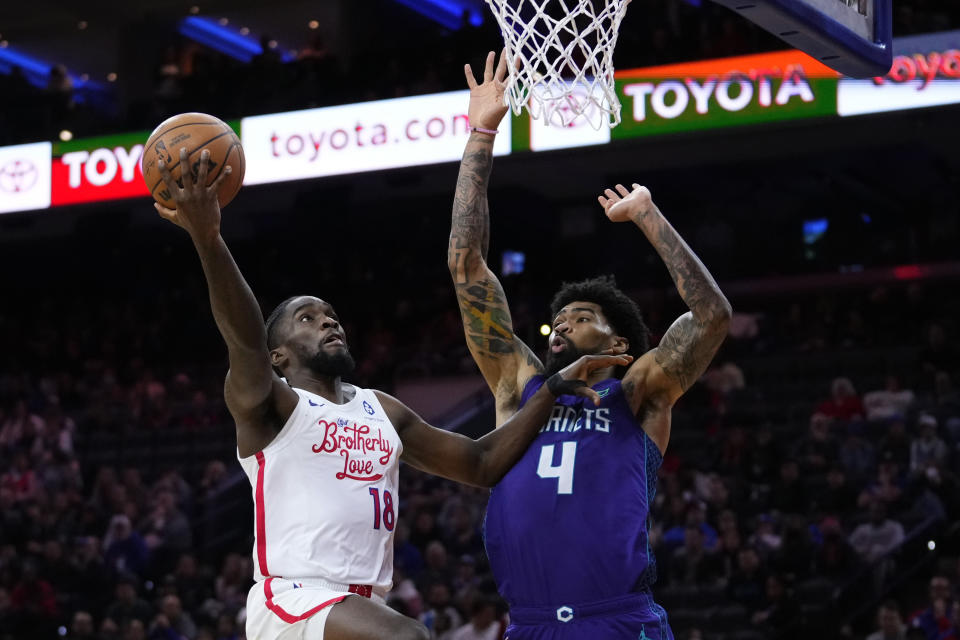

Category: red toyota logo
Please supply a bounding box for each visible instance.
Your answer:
[0,159,39,194]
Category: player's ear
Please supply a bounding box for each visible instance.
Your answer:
[270,347,288,371]
[611,335,629,355]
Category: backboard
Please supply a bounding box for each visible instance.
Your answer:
[709,0,892,78]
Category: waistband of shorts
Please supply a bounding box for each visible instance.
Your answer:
[509,591,657,625]
[267,576,388,601]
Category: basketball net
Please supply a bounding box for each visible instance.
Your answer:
[485,0,631,129]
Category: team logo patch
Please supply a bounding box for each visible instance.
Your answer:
[363,400,375,415]
[597,388,610,398]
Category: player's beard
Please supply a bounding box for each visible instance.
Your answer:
[543,337,587,378]
[305,346,356,378]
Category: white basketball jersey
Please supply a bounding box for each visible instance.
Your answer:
[238,385,402,589]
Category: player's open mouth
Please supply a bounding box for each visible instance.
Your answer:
[323,334,345,347]
[550,337,568,353]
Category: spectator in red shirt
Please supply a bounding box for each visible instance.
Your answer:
[817,377,866,422]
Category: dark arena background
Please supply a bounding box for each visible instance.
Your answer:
[2,1,960,639]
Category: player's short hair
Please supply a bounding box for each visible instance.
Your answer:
[549,275,651,360]
[266,296,301,350]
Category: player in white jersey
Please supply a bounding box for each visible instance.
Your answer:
[153,148,631,639]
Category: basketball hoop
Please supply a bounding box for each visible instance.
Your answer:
[485,0,632,129]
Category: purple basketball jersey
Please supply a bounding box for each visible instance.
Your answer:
[484,375,663,608]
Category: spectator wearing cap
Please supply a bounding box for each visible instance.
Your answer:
[910,415,948,475]
[103,514,149,576]
[866,600,906,640]
[813,517,859,579]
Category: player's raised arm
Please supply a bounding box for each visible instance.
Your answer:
[155,148,297,457]
[379,352,632,487]
[598,184,731,447]
[448,51,542,423]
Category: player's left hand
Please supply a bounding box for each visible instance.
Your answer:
[464,49,515,131]
[556,351,634,405]
[154,147,232,242]
[598,183,654,223]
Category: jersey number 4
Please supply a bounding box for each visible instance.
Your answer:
[536,442,577,494]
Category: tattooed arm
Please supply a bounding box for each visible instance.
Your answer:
[598,184,731,452]
[448,51,543,424]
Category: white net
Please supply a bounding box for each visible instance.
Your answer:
[485,0,631,129]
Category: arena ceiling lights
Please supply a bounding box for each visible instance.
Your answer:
[392,0,483,29]
[178,16,294,64]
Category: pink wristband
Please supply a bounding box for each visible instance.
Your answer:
[471,126,499,136]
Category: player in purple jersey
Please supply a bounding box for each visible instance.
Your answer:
[447,52,732,639]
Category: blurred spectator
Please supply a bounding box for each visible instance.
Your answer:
[727,547,767,611]
[10,560,59,633]
[750,574,800,638]
[817,377,866,422]
[769,460,807,515]
[878,419,912,471]
[910,415,948,475]
[849,504,904,563]
[668,524,724,586]
[68,610,98,639]
[813,518,859,579]
[104,575,153,628]
[149,594,197,640]
[104,515,150,576]
[419,582,462,639]
[796,412,838,474]
[864,376,915,421]
[451,597,503,640]
[816,466,858,518]
[866,600,906,640]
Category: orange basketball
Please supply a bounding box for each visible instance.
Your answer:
[141,112,245,209]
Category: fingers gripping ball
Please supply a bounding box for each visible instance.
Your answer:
[141,113,245,209]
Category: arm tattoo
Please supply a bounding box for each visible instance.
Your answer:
[635,207,732,391]
[450,134,494,282]
[455,276,516,359]
[655,312,727,391]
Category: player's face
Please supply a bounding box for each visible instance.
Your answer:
[543,301,621,375]
[284,296,355,377]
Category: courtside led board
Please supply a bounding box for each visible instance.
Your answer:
[710,0,892,78]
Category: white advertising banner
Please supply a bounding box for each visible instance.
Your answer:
[241,91,511,185]
[0,142,52,214]
[838,29,960,117]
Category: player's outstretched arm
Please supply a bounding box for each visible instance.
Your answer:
[598,184,731,447]
[449,50,542,424]
[380,353,632,487]
[155,148,297,457]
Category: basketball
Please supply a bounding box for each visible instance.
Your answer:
[141,112,245,209]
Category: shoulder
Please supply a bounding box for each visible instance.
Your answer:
[371,390,417,429]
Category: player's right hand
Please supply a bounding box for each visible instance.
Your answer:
[154,147,232,241]
[464,49,515,131]
[557,351,634,405]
